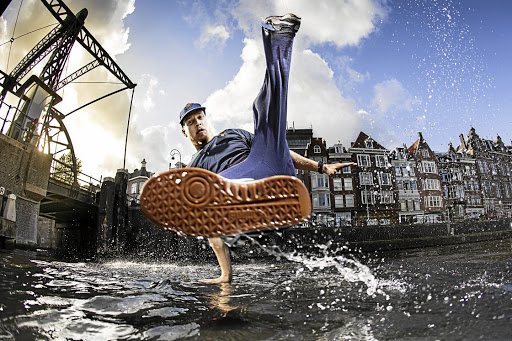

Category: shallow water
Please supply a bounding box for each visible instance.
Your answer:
[1,239,511,340]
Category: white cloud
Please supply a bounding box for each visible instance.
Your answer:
[233,0,389,47]
[372,78,419,114]
[196,24,230,50]
[205,0,388,147]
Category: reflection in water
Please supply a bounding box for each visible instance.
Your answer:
[0,240,511,340]
[206,283,238,316]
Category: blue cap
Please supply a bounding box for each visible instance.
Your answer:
[179,103,205,125]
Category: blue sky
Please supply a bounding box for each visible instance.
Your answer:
[1,0,510,178]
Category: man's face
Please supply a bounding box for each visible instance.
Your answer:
[181,110,213,148]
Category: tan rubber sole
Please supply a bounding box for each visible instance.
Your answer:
[139,168,311,237]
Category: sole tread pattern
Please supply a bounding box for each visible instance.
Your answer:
[139,168,311,237]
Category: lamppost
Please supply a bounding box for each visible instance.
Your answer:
[170,149,182,169]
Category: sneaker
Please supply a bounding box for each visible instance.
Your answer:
[139,168,311,238]
[263,13,301,33]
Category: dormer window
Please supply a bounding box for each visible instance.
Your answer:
[313,145,321,154]
[365,138,374,149]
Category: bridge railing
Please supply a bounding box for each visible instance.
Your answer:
[0,101,22,136]
[49,157,102,195]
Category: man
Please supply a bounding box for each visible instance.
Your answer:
[141,14,356,283]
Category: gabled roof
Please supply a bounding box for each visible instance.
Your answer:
[351,131,386,150]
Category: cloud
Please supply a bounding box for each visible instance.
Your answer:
[233,0,389,47]
[371,78,419,114]
[204,0,388,148]
[196,24,230,50]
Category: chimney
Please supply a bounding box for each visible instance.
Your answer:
[417,132,423,142]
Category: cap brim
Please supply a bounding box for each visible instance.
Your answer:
[180,107,206,125]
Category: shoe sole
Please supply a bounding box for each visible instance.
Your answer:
[264,13,301,32]
[139,168,311,238]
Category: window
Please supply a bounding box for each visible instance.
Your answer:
[407,199,414,211]
[131,182,138,194]
[357,154,371,167]
[400,200,407,211]
[421,149,429,157]
[395,166,402,176]
[334,145,343,153]
[403,180,410,190]
[375,155,387,167]
[342,166,351,174]
[313,145,321,153]
[317,193,330,207]
[343,177,353,191]
[397,180,403,190]
[361,190,375,205]
[380,190,394,204]
[311,174,329,189]
[359,172,373,185]
[365,139,374,149]
[335,195,344,208]
[411,179,418,190]
[414,199,421,210]
[422,161,437,174]
[333,178,342,191]
[425,196,442,207]
[379,173,392,186]
[345,194,354,207]
[424,179,440,190]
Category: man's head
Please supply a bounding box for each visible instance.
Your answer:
[180,103,214,150]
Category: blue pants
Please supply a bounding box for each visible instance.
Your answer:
[219,27,296,180]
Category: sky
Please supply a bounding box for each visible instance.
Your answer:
[0,0,510,179]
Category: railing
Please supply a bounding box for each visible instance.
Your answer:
[49,157,101,195]
[0,102,22,135]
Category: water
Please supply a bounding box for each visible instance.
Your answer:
[1,239,511,340]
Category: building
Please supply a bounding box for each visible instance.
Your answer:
[305,137,331,221]
[391,145,422,223]
[408,132,446,223]
[458,128,512,218]
[328,142,355,226]
[127,159,154,205]
[349,132,399,226]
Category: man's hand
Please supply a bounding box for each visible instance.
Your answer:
[323,162,357,176]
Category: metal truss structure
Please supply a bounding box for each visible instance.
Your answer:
[0,0,136,189]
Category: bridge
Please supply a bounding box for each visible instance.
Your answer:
[0,0,135,254]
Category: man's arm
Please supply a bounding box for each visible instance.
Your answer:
[290,150,357,176]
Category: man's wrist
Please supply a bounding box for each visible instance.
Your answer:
[318,161,324,174]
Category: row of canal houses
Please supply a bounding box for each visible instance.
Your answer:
[286,127,512,226]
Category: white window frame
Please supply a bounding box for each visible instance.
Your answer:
[375,155,387,167]
[345,194,354,207]
[343,177,353,191]
[379,172,392,186]
[333,178,342,191]
[357,154,371,168]
[380,190,394,204]
[359,172,373,185]
[425,196,442,207]
[422,161,437,174]
[424,178,441,190]
[361,190,375,205]
[313,145,321,154]
[334,195,344,208]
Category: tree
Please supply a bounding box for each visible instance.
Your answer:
[53,152,82,185]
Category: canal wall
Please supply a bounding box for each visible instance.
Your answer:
[124,208,512,260]
[0,134,52,247]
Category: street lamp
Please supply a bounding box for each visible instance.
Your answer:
[170,149,182,169]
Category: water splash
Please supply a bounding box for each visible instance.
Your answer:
[243,235,385,296]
